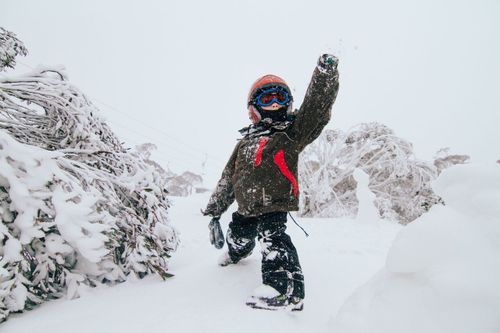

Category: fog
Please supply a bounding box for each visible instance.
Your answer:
[2,0,499,184]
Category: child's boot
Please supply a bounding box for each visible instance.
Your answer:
[246,285,303,311]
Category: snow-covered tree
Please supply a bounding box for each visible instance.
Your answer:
[0,28,178,322]
[0,28,27,71]
[299,123,469,224]
[166,171,209,197]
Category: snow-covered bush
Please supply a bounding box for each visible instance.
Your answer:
[0,28,27,71]
[299,123,468,224]
[330,163,500,333]
[166,171,208,197]
[0,34,178,322]
[433,147,470,174]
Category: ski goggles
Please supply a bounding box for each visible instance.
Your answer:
[252,86,291,107]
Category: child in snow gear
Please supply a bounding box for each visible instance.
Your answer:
[203,54,340,311]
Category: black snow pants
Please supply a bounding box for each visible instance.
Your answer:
[226,211,305,299]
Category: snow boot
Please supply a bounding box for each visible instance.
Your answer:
[246,285,304,311]
[218,247,254,267]
[217,251,237,267]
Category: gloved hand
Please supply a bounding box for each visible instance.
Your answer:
[208,217,225,249]
[318,53,339,71]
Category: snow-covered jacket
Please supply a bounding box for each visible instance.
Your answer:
[204,60,339,218]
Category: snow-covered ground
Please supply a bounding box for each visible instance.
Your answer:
[4,163,500,333]
[2,173,402,332]
[2,51,495,329]
[331,164,500,333]
[2,161,500,333]
[2,1,500,330]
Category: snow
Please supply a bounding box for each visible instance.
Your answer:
[2,239,23,262]
[2,182,402,332]
[251,284,282,298]
[1,1,499,330]
[330,163,500,333]
[2,162,499,332]
[3,0,499,181]
[52,185,110,264]
[352,169,378,221]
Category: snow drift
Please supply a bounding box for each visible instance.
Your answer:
[330,163,500,333]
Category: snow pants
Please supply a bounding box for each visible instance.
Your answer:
[226,211,305,299]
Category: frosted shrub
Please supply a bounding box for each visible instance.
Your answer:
[434,148,470,174]
[0,28,27,71]
[166,171,208,197]
[299,123,468,224]
[0,28,178,322]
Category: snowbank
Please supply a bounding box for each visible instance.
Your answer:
[330,163,500,333]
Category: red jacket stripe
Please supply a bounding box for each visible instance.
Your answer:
[254,137,269,167]
[273,149,299,197]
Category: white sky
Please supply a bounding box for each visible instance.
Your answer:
[2,0,500,185]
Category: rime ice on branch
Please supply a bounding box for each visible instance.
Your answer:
[0,28,178,322]
[0,28,27,71]
[299,123,469,224]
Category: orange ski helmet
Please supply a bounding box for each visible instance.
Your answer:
[247,74,293,124]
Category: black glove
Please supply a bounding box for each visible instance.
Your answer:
[208,217,225,249]
[318,54,339,71]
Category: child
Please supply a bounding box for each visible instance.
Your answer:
[203,54,340,311]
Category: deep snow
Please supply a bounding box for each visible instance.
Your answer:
[2,174,402,332]
[331,164,500,333]
[2,164,499,333]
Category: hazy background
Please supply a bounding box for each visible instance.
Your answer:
[2,0,499,185]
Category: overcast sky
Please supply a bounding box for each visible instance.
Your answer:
[2,0,499,185]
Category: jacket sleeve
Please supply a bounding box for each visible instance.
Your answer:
[202,142,240,218]
[288,55,340,151]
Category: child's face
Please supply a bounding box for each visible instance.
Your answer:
[260,103,282,111]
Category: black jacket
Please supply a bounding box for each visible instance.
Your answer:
[204,58,339,218]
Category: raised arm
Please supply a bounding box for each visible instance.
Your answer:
[288,54,339,151]
[202,142,240,218]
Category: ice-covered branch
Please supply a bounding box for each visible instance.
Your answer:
[299,123,468,224]
[0,28,28,71]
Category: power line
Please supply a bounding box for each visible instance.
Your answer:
[15,60,226,172]
[93,98,225,163]
[109,115,211,162]
[109,118,220,172]
[12,61,226,177]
